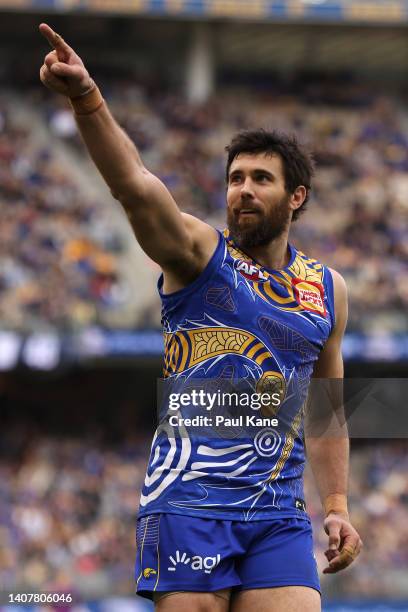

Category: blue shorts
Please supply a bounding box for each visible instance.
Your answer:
[135,513,320,599]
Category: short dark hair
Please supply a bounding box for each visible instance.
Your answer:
[225,129,314,221]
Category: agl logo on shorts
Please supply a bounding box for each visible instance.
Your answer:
[168,550,221,574]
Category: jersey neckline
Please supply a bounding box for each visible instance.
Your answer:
[226,233,297,275]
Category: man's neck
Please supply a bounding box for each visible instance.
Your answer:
[240,233,291,271]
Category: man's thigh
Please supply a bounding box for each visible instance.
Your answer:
[154,589,231,612]
[231,586,321,612]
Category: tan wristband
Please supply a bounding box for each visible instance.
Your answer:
[70,81,103,116]
[323,493,348,517]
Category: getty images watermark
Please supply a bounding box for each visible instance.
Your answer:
[159,379,408,439]
[167,389,281,428]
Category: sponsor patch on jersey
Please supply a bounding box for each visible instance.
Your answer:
[292,278,326,316]
[235,259,268,282]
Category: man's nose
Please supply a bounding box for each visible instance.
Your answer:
[240,177,255,197]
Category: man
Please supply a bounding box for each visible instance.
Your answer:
[39,23,362,612]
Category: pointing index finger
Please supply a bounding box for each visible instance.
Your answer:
[39,23,71,59]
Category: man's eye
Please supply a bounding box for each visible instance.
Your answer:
[257,175,269,181]
[230,175,241,183]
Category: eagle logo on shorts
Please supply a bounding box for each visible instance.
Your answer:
[143,568,157,578]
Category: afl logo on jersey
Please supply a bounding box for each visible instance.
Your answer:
[292,278,326,316]
[236,260,268,282]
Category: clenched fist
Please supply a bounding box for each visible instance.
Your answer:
[39,23,93,98]
[323,512,363,574]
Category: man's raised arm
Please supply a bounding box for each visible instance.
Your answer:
[38,23,217,278]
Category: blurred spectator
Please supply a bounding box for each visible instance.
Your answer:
[0,423,150,598]
[307,441,408,598]
[0,98,128,331]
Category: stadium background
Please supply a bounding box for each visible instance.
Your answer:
[0,0,407,610]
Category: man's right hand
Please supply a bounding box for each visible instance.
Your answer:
[39,23,93,98]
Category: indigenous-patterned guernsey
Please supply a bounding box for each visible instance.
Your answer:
[139,230,335,521]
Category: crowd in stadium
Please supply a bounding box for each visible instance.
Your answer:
[0,422,150,599]
[0,97,128,331]
[0,424,407,600]
[1,77,406,333]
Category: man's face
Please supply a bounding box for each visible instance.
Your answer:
[226,153,292,249]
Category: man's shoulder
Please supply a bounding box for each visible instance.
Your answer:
[328,268,347,297]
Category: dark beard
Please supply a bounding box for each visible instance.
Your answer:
[227,196,291,249]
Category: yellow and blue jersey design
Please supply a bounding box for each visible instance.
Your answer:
[139,230,335,521]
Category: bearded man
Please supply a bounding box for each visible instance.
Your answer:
[39,23,362,612]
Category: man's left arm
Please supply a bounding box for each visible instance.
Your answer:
[305,269,363,574]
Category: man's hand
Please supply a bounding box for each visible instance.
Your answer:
[39,23,93,97]
[323,512,363,574]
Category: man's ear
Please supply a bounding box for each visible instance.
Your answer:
[290,186,307,212]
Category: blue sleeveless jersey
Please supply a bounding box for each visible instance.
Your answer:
[139,230,335,521]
